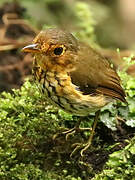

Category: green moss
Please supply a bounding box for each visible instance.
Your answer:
[94,137,135,180]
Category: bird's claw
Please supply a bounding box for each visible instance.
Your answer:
[52,128,67,140]
[62,128,76,141]
[80,143,91,156]
[52,128,76,140]
[70,142,92,157]
[70,143,83,157]
[62,127,92,141]
[52,133,59,140]
[53,127,92,157]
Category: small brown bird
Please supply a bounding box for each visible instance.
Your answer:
[22,28,126,156]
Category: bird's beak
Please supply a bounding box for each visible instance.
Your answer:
[22,44,40,53]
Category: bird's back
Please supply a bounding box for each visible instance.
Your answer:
[70,44,126,103]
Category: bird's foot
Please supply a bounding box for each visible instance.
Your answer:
[53,127,91,141]
[52,127,77,141]
[70,140,92,157]
[70,123,97,157]
[62,127,91,141]
[70,110,100,157]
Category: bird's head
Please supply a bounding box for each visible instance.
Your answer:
[22,28,79,71]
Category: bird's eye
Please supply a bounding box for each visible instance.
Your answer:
[54,47,63,55]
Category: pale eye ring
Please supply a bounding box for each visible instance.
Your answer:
[54,47,63,55]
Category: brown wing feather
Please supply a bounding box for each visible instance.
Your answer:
[70,44,126,103]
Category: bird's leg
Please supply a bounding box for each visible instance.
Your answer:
[70,110,100,157]
[80,110,100,156]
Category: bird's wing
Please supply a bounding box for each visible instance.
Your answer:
[70,45,126,103]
